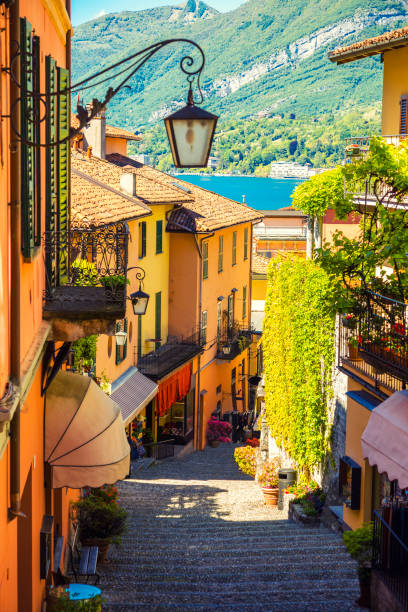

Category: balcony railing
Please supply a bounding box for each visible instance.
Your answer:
[216,324,253,361]
[344,135,408,204]
[338,291,408,394]
[373,510,408,611]
[43,223,129,320]
[137,330,203,381]
[253,226,307,239]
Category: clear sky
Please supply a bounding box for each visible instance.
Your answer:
[71,0,246,27]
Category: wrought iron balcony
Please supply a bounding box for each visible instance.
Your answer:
[216,324,253,361]
[43,223,129,321]
[137,330,203,381]
[338,291,408,395]
[344,135,408,205]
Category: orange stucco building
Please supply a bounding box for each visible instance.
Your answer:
[330,27,408,533]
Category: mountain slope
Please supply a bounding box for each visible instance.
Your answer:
[72,0,408,130]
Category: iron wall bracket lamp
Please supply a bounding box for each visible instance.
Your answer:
[4,38,218,167]
[127,266,149,316]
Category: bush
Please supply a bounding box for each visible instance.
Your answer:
[245,438,260,448]
[234,446,257,477]
[289,482,326,516]
[74,496,127,545]
[343,522,373,580]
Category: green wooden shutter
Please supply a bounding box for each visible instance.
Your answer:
[115,321,121,365]
[156,220,163,254]
[217,302,222,339]
[228,294,234,333]
[232,231,237,266]
[33,35,41,246]
[139,221,146,258]
[201,310,207,344]
[20,18,35,259]
[401,96,408,135]
[155,292,161,350]
[218,235,223,273]
[242,285,247,319]
[137,315,142,361]
[202,241,208,279]
[244,227,248,260]
[123,318,128,360]
[57,67,70,284]
[45,56,57,285]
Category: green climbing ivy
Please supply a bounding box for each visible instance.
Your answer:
[263,256,335,472]
[291,167,354,219]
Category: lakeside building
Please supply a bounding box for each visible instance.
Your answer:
[72,112,262,455]
[0,3,131,610]
[330,25,408,610]
[269,161,327,179]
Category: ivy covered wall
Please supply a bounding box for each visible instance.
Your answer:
[263,256,336,473]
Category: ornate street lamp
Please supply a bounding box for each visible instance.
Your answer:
[128,267,149,316]
[7,38,218,168]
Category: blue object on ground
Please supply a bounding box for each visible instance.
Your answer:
[68,583,101,600]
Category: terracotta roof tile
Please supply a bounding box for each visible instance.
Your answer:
[71,113,142,141]
[252,253,270,275]
[108,153,263,232]
[329,25,408,64]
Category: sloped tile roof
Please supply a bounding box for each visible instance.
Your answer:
[71,157,151,227]
[108,153,263,232]
[72,150,191,206]
[252,253,270,275]
[329,25,408,64]
[71,113,142,141]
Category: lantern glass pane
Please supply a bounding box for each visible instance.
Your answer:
[132,296,149,315]
[170,118,214,167]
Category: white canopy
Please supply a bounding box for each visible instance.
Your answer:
[361,390,408,489]
[45,371,130,488]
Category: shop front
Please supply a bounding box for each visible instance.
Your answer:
[156,363,195,445]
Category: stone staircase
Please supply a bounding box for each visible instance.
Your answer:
[100,444,363,611]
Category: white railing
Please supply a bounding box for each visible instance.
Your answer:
[253,226,306,238]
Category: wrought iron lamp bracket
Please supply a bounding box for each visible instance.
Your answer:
[5,38,206,148]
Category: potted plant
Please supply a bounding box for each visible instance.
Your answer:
[74,492,127,563]
[100,274,130,301]
[342,313,358,330]
[347,336,362,361]
[234,445,257,477]
[206,416,232,447]
[343,522,373,608]
[258,458,280,506]
[48,587,102,611]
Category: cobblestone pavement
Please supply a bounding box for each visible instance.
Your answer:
[100,444,363,611]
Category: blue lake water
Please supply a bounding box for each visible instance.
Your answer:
[176,174,304,211]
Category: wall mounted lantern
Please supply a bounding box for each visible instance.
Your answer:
[115,331,128,347]
[6,38,218,168]
[128,267,149,316]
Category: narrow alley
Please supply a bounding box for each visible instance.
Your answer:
[100,444,362,611]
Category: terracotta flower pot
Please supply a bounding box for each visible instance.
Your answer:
[209,440,219,448]
[347,342,361,361]
[262,486,279,506]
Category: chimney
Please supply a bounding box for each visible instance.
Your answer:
[82,105,106,159]
[120,172,137,197]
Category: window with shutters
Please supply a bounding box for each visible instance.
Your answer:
[218,235,223,272]
[155,292,161,350]
[228,294,234,335]
[400,95,408,135]
[156,220,163,254]
[45,55,57,285]
[115,318,128,364]
[217,301,222,339]
[139,221,147,258]
[20,18,35,260]
[57,66,70,284]
[244,227,248,260]
[202,241,209,279]
[232,231,237,266]
[242,285,247,319]
[201,310,207,345]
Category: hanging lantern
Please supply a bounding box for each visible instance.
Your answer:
[129,287,150,316]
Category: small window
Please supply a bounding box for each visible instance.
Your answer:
[218,235,223,273]
[244,227,248,260]
[232,231,237,266]
[242,285,247,319]
[201,310,207,345]
[139,221,146,258]
[202,241,209,280]
[156,220,163,254]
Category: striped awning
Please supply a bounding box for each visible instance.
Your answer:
[111,367,158,427]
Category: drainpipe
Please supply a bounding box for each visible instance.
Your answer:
[194,232,214,450]
[9,0,23,520]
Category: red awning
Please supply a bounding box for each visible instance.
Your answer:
[157,363,192,417]
[361,390,408,488]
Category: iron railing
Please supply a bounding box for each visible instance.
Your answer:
[344,135,408,204]
[373,510,408,610]
[338,291,408,394]
[137,330,203,381]
[43,223,129,320]
[216,323,253,361]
